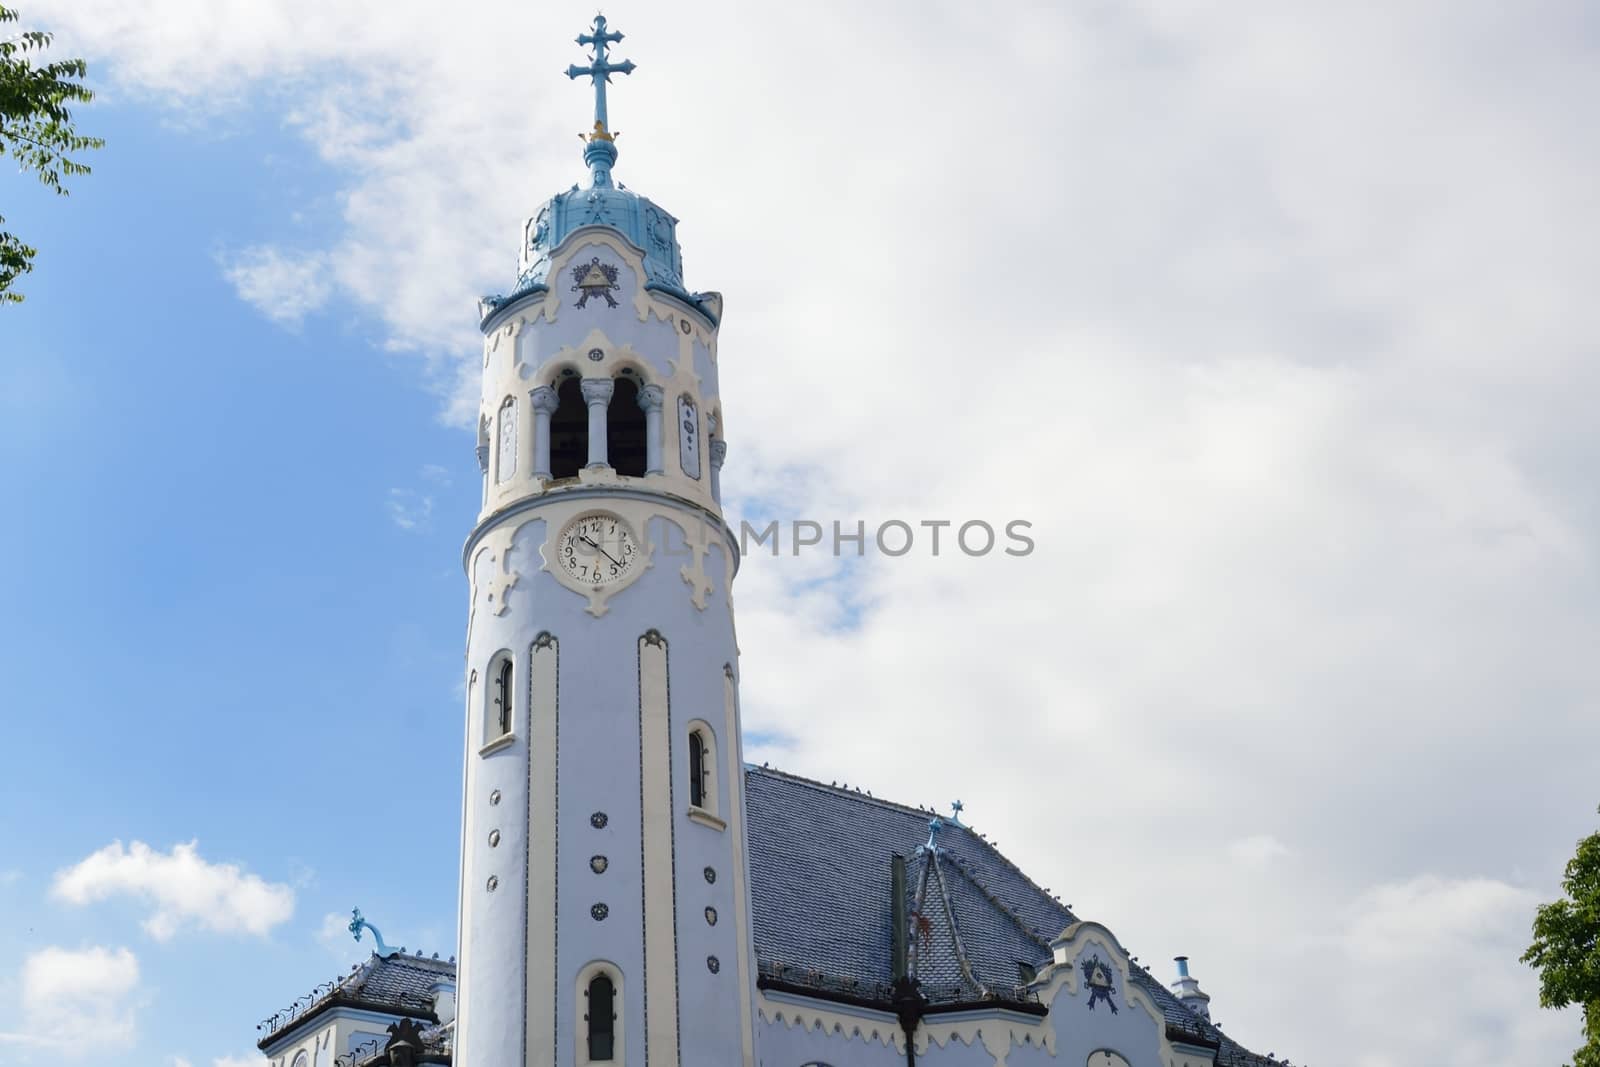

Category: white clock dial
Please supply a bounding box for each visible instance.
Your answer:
[556,512,640,587]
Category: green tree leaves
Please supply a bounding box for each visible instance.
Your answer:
[1524,808,1600,1067]
[1,4,103,302]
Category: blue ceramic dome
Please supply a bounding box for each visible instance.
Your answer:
[514,137,686,298]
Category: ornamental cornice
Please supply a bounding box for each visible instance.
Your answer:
[462,489,740,615]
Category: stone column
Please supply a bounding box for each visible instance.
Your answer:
[529,385,559,479]
[581,378,614,469]
[638,385,665,475]
[709,439,727,504]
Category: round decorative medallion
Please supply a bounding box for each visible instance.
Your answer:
[590,811,608,829]
[486,875,499,892]
[590,855,608,874]
[704,906,717,926]
[488,830,501,848]
[680,319,691,335]
[489,789,501,806]
[591,902,609,921]
[706,955,720,974]
[703,866,716,884]
[587,347,604,362]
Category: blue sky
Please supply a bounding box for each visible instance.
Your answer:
[4,3,1599,1065]
[2,100,468,1064]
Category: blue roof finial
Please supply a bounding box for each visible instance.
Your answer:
[950,799,965,825]
[566,14,635,187]
[924,815,944,852]
[348,907,395,957]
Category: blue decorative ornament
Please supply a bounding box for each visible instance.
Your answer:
[348,907,396,957]
[1081,954,1119,1014]
[495,15,717,322]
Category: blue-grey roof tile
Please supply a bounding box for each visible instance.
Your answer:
[744,766,1275,1065]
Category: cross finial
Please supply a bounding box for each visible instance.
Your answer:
[566,14,635,141]
[950,799,965,824]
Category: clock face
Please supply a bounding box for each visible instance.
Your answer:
[556,512,640,586]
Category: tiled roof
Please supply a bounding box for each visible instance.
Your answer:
[744,765,1278,1066]
[259,952,455,1048]
[744,765,1077,995]
[350,952,457,1007]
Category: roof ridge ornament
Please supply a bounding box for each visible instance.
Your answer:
[923,815,944,853]
[348,906,396,957]
[565,13,635,187]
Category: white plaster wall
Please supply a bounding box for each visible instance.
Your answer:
[458,225,752,1067]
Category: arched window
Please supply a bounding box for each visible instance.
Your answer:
[494,658,513,736]
[549,376,587,480]
[607,375,646,477]
[482,653,513,749]
[496,395,517,483]
[575,962,623,1064]
[1087,1052,1131,1067]
[585,973,616,1061]
[685,721,719,824]
[688,729,707,808]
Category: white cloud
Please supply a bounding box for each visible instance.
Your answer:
[1326,876,1575,1067]
[1227,835,1291,868]
[388,464,452,529]
[317,910,350,950]
[173,1058,194,1067]
[52,840,295,940]
[219,245,330,327]
[386,487,434,531]
[316,910,371,964]
[27,1,1600,1063]
[286,859,317,891]
[0,946,141,1057]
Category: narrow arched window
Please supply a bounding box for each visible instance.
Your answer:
[607,376,646,478]
[585,974,615,1061]
[549,376,587,480]
[494,659,513,736]
[688,729,707,809]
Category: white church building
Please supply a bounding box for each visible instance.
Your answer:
[253,18,1285,1067]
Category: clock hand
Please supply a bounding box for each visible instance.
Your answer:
[580,535,623,568]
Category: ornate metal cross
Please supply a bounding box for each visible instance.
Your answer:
[566,14,635,135]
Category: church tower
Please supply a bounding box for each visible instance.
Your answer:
[455,18,754,1066]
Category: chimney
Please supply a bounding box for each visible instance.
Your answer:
[1171,956,1212,1021]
